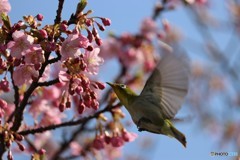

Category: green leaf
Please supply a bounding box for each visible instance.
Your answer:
[76,0,88,15]
[1,13,11,30]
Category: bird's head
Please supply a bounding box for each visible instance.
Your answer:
[106,82,137,106]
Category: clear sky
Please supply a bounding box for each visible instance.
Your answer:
[8,0,236,160]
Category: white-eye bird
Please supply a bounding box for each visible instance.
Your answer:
[107,52,189,147]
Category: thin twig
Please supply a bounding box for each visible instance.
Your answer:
[38,78,60,87]
[18,104,119,136]
[51,123,87,160]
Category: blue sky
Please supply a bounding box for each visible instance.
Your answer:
[7,0,237,160]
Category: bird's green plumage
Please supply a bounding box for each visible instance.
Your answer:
[107,52,189,148]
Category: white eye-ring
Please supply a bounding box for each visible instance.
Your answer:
[120,84,126,88]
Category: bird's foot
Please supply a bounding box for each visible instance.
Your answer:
[137,117,152,132]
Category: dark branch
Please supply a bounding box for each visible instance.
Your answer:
[38,78,60,87]
[55,0,65,25]
[11,52,52,132]
[52,123,86,160]
[7,66,19,123]
[18,104,119,136]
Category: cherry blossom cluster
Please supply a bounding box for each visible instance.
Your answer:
[0,0,129,159]
[0,122,25,160]
[0,0,111,118]
[67,106,137,159]
[99,18,158,73]
[92,108,137,150]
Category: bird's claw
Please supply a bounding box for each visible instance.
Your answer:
[138,127,146,132]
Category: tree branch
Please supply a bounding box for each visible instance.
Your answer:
[7,67,20,123]
[38,78,60,87]
[55,0,65,25]
[18,103,119,136]
[52,122,86,160]
[11,52,52,132]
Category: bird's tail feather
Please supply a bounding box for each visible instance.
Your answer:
[170,125,187,147]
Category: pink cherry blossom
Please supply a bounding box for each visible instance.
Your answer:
[24,45,45,65]
[83,48,104,75]
[118,48,144,68]
[7,31,34,59]
[140,18,157,39]
[40,107,65,125]
[0,0,11,24]
[99,37,121,60]
[13,64,39,86]
[42,86,61,100]
[70,142,82,156]
[60,32,89,61]
[28,99,49,119]
[58,70,70,84]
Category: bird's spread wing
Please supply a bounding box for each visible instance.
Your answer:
[140,51,189,119]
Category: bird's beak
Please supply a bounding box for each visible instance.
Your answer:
[106,82,113,87]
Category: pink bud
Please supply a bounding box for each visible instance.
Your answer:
[39,148,46,155]
[95,37,102,46]
[92,136,105,150]
[7,150,13,160]
[75,86,83,95]
[101,18,111,26]
[95,82,105,90]
[85,19,92,26]
[86,45,93,51]
[92,27,98,37]
[78,102,85,114]
[59,103,65,112]
[6,140,12,148]
[36,14,44,21]
[111,136,124,147]
[60,23,68,31]
[90,91,97,99]
[91,100,99,110]
[66,101,71,108]
[87,29,93,43]
[104,134,111,144]
[96,22,105,31]
[0,98,7,109]
[39,29,48,38]
[17,142,25,151]
[121,129,137,142]
[13,133,24,141]
[79,60,87,71]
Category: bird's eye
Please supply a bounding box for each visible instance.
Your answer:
[120,84,126,88]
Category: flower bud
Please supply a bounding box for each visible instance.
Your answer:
[92,136,105,150]
[85,19,92,26]
[17,142,25,151]
[39,29,48,38]
[101,18,111,26]
[95,37,102,46]
[36,14,44,21]
[39,148,46,155]
[59,103,65,112]
[78,102,85,114]
[7,150,13,160]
